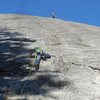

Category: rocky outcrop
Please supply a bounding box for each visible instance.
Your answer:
[0,14,100,100]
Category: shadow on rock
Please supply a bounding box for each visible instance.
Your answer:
[0,27,36,72]
[0,74,71,95]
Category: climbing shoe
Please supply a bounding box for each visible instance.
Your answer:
[35,65,39,70]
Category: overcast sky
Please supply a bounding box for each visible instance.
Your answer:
[0,0,99,26]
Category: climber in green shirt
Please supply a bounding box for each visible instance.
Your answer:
[30,47,51,70]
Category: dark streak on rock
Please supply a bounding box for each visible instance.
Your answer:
[88,66,100,72]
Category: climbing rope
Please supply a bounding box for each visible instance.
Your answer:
[20,67,33,99]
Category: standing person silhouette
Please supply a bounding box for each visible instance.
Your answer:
[51,12,56,18]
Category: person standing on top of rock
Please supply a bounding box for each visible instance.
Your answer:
[30,47,51,70]
[51,12,56,18]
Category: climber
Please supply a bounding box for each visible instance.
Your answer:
[30,47,51,70]
[51,12,56,18]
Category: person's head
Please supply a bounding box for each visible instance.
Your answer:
[37,49,41,54]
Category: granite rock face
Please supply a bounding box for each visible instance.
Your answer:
[0,14,100,100]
